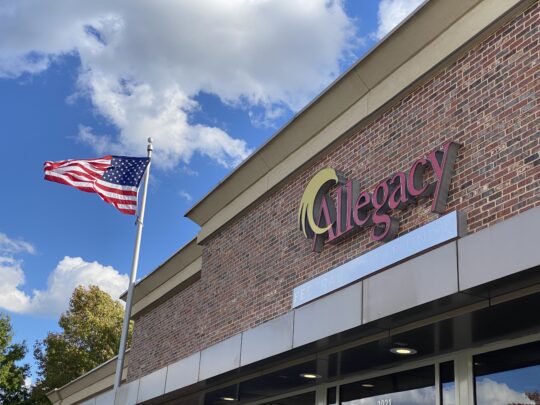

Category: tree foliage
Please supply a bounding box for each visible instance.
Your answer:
[33,285,132,401]
[0,313,31,404]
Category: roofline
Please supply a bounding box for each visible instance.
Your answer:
[48,352,120,394]
[183,0,531,243]
[120,237,199,301]
[118,236,203,318]
[183,0,430,219]
[46,349,130,403]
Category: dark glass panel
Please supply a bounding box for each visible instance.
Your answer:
[238,360,318,402]
[204,385,238,405]
[259,391,315,405]
[340,323,453,377]
[340,365,435,404]
[328,386,337,405]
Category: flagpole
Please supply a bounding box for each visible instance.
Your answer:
[114,137,153,391]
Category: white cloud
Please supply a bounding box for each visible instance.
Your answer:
[344,379,535,405]
[374,0,424,40]
[0,256,128,317]
[178,190,193,203]
[0,231,127,317]
[442,385,456,405]
[0,0,357,169]
[476,378,534,405]
[0,232,35,255]
[179,166,199,177]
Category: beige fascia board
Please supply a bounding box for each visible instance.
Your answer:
[355,0,478,89]
[258,72,370,169]
[131,256,202,318]
[47,390,61,404]
[120,238,202,304]
[46,351,129,405]
[59,367,127,405]
[195,0,530,243]
[185,72,370,226]
[185,0,482,227]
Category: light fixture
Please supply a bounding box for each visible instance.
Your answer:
[299,372,322,379]
[361,383,375,388]
[390,347,417,355]
[220,397,236,402]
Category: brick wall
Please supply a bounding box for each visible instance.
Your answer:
[128,3,540,381]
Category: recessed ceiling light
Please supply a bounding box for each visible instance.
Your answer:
[300,372,322,379]
[390,347,417,355]
[361,383,375,388]
[220,397,236,401]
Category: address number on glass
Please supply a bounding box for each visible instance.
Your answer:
[377,400,391,405]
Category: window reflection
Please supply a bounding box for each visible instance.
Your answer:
[474,341,540,405]
[260,391,315,405]
[440,361,455,405]
[340,365,436,405]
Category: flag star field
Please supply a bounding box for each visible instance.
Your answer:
[102,157,149,187]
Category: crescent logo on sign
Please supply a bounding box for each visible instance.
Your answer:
[297,168,343,239]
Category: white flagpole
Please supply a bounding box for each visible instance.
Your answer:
[114,137,153,391]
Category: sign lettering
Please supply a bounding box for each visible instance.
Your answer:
[298,141,460,252]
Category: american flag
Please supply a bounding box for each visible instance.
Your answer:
[44,155,150,215]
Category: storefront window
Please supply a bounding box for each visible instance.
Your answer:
[339,365,436,404]
[474,340,540,405]
[260,391,315,405]
[212,360,319,403]
[440,361,455,405]
[328,386,337,405]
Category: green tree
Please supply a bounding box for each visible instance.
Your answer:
[0,313,31,404]
[33,285,132,402]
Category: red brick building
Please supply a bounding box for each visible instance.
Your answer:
[49,0,540,404]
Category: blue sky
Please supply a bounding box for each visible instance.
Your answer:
[0,0,423,383]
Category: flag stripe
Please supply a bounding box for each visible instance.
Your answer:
[51,167,98,182]
[44,171,94,189]
[97,192,137,207]
[50,171,98,187]
[95,187,137,203]
[44,159,110,172]
[45,156,111,166]
[94,180,138,195]
[94,192,137,214]
[44,173,95,193]
[57,162,106,177]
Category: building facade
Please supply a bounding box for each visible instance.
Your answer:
[49,0,540,404]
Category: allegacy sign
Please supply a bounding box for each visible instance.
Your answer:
[298,141,460,252]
